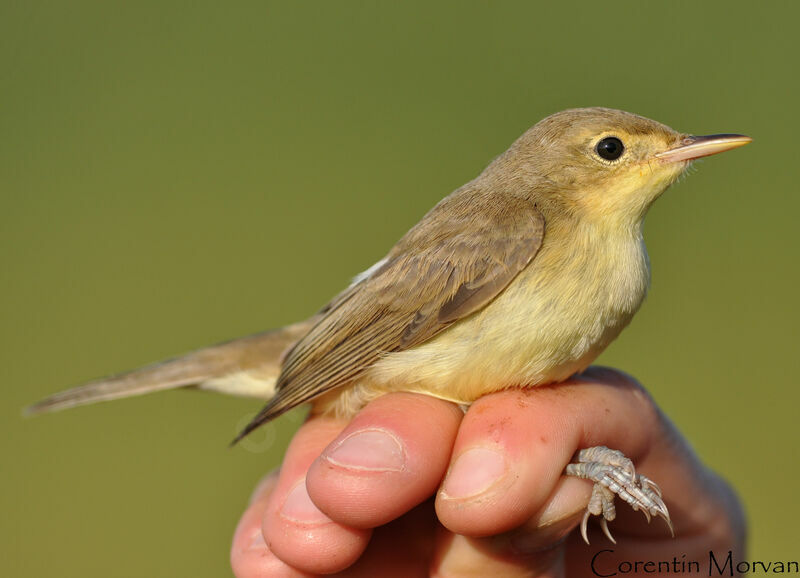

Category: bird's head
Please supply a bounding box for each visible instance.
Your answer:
[493,107,751,228]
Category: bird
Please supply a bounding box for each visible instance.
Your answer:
[27,107,751,542]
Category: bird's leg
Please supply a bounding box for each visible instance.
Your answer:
[565,446,673,544]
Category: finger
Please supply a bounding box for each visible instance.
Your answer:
[562,369,748,550]
[307,392,463,528]
[430,480,591,578]
[430,531,566,578]
[230,472,315,578]
[435,368,668,539]
[565,367,716,540]
[337,501,439,578]
[261,415,372,575]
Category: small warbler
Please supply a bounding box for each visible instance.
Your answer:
[28,107,751,540]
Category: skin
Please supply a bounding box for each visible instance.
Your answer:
[230,368,745,577]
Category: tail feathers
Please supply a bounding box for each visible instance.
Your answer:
[25,320,313,415]
[25,356,217,415]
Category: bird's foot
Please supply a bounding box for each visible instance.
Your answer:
[565,446,673,544]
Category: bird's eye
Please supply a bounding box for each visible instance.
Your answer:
[595,137,625,161]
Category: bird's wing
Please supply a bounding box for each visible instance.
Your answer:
[233,191,545,441]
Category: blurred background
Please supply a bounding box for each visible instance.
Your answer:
[2,1,798,576]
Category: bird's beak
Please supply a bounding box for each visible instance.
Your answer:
[655,134,752,164]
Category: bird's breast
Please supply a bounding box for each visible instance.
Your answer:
[353,223,651,409]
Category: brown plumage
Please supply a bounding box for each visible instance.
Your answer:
[233,190,545,442]
[27,108,750,457]
[25,321,312,414]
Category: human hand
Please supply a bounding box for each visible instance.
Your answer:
[230,368,745,577]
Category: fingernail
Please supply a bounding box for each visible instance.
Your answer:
[248,471,279,505]
[509,514,580,554]
[324,429,405,472]
[442,447,507,499]
[536,478,592,527]
[247,531,267,551]
[280,481,332,524]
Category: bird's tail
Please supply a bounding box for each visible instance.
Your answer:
[24,320,313,415]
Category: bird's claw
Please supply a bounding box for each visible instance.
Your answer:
[566,446,672,544]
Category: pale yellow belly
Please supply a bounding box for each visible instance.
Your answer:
[319,227,651,418]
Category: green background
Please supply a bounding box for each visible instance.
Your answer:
[3,1,798,576]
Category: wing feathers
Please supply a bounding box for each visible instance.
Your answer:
[233,193,545,441]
